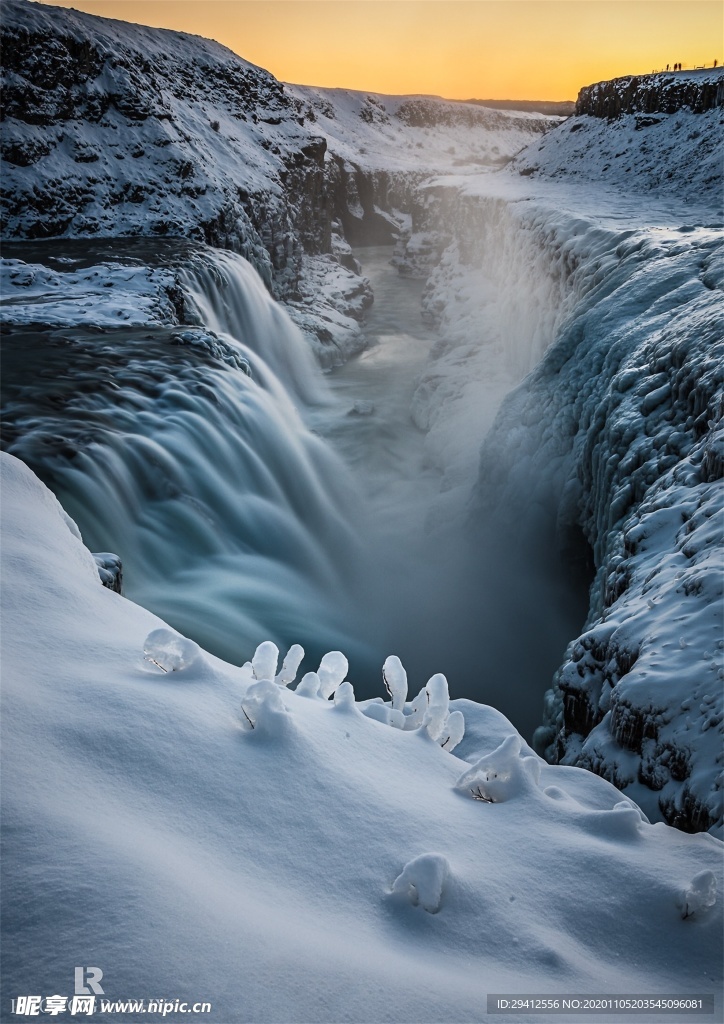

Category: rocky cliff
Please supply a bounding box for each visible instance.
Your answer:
[576,68,724,117]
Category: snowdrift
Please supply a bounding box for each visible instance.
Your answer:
[1,452,721,1022]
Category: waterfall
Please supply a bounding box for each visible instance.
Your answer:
[3,247,366,667]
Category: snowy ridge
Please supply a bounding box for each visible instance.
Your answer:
[2,450,721,1021]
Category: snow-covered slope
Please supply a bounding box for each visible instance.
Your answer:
[511,70,724,209]
[2,451,721,1022]
[289,84,558,244]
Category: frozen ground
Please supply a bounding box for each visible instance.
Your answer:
[2,452,721,1023]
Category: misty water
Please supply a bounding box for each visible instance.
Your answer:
[1,240,588,740]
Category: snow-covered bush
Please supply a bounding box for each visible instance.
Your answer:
[679,870,717,920]
[252,640,279,682]
[333,681,357,711]
[391,853,450,914]
[239,678,291,737]
[422,673,450,741]
[275,644,304,687]
[295,671,322,698]
[439,710,465,751]
[383,655,408,710]
[456,734,541,803]
[317,651,349,698]
[403,685,428,730]
[143,628,202,673]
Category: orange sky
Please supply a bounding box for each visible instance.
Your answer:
[37,1,722,101]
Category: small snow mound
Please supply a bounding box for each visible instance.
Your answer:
[439,710,465,752]
[391,853,450,914]
[275,644,304,687]
[456,734,541,803]
[388,709,406,730]
[363,700,391,725]
[318,651,349,699]
[252,640,279,682]
[680,870,717,920]
[333,680,357,711]
[239,679,291,737]
[383,655,408,711]
[143,628,201,673]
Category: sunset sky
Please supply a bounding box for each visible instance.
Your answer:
[38,1,722,101]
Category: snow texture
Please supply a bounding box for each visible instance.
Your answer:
[2,450,721,1021]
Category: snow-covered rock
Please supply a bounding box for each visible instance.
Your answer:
[511,69,724,208]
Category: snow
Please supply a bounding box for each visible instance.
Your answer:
[288,84,557,176]
[390,852,450,914]
[0,257,177,327]
[2,450,722,1021]
[511,104,723,210]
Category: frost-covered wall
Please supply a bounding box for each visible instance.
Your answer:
[472,223,723,836]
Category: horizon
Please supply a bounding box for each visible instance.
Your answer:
[34,0,722,103]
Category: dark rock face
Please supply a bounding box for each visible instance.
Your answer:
[576,69,724,118]
[0,0,332,301]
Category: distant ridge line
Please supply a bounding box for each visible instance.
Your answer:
[463,98,575,116]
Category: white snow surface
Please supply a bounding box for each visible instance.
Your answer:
[288,84,557,174]
[2,451,722,1021]
[0,257,177,327]
[512,103,723,210]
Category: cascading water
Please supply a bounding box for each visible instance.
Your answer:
[1,244,368,667]
[1,237,589,738]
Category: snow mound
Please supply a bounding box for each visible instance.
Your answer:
[143,628,202,674]
[679,869,718,920]
[456,734,541,803]
[391,853,451,914]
